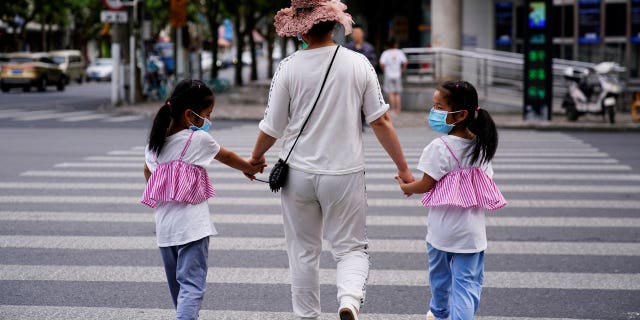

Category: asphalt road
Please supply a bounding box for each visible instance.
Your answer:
[0,85,639,319]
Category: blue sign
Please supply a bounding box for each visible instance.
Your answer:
[495,2,513,46]
[578,0,601,44]
[632,0,640,43]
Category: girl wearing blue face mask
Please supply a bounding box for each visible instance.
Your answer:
[394,81,506,320]
[141,79,265,320]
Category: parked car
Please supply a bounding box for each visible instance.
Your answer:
[85,58,113,82]
[0,54,8,69]
[50,50,85,84]
[0,52,65,92]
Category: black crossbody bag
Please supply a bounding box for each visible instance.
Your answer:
[269,45,340,192]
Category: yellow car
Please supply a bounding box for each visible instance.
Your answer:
[0,52,66,92]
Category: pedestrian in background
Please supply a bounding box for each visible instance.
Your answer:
[345,25,377,68]
[141,79,265,320]
[394,81,506,320]
[346,25,377,130]
[250,1,414,319]
[379,39,408,114]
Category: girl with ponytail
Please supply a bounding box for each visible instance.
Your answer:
[141,79,265,318]
[394,81,507,320]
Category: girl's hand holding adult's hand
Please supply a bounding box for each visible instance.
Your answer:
[395,175,413,197]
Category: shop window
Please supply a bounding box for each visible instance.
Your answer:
[553,5,574,38]
[605,3,627,36]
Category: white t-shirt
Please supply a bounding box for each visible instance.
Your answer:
[379,48,407,79]
[417,135,494,253]
[145,129,221,247]
[259,45,389,175]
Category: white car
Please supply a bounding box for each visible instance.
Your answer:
[85,58,113,82]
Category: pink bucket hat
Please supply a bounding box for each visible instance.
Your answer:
[274,0,353,37]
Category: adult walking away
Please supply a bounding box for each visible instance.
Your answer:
[345,25,377,68]
[379,40,408,114]
[249,1,414,319]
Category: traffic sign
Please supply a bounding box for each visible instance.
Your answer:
[102,0,124,10]
[170,0,188,28]
[101,10,128,23]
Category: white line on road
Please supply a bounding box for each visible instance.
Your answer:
[19,170,640,182]
[84,155,620,164]
[101,115,145,122]
[1,211,637,227]
[52,162,632,171]
[1,195,639,209]
[0,235,637,256]
[2,181,639,194]
[0,264,637,290]
[0,305,597,320]
[58,114,110,122]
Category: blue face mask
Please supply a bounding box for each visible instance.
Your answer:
[189,110,212,132]
[428,108,462,134]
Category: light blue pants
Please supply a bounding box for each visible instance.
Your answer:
[159,237,209,320]
[427,243,484,320]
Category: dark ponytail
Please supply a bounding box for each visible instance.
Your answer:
[147,79,214,156]
[437,80,498,165]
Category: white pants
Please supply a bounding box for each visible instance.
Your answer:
[281,169,370,319]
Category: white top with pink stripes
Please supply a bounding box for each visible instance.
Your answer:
[417,135,493,253]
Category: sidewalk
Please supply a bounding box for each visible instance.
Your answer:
[116,93,640,132]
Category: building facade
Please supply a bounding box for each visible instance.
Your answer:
[346,0,638,78]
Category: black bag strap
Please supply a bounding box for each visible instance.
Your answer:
[283,45,340,163]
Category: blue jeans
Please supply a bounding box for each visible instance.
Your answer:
[159,237,209,320]
[427,243,484,320]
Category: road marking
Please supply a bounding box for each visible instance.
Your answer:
[1,195,639,209]
[0,264,637,290]
[101,115,145,122]
[0,235,638,256]
[13,111,95,121]
[19,170,640,182]
[0,305,598,320]
[83,155,620,164]
[1,211,638,227]
[52,162,632,171]
[2,181,639,194]
[58,114,110,122]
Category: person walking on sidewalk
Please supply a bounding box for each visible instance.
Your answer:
[379,39,407,114]
[394,81,506,320]
[249,1,414,319]
[141,79,265,320]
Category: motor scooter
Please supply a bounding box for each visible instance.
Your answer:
[562,62,624,124]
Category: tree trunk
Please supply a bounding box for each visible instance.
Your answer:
[246,4,257,82]
[233,11,244,87]
[265,19,275,77]
[205,0,220,80]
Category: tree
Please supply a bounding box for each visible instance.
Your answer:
[0,0,38,51]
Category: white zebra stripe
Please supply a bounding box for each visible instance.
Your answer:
[0,305,598,320]
[1,211,637,227]
[83,155,620,164]
[0,264,637,290]
[1,195,639,209]
[1,181,639,194]
[19,170,640,182]
[52,162,633,171]
[0,235,637,256]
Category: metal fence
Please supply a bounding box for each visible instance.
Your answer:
[401,47,627,113]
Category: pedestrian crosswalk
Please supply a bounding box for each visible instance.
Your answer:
[0,125,639,319]
[0,108,145,123]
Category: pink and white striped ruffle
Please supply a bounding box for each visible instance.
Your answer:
[141,160,215,208]
[421,166,506,211]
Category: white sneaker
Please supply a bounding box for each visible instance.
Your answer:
[427,310,449,320]
[339,304,359,320]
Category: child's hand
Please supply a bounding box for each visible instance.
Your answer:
[243,157,267,180]
[394,176,413,197]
